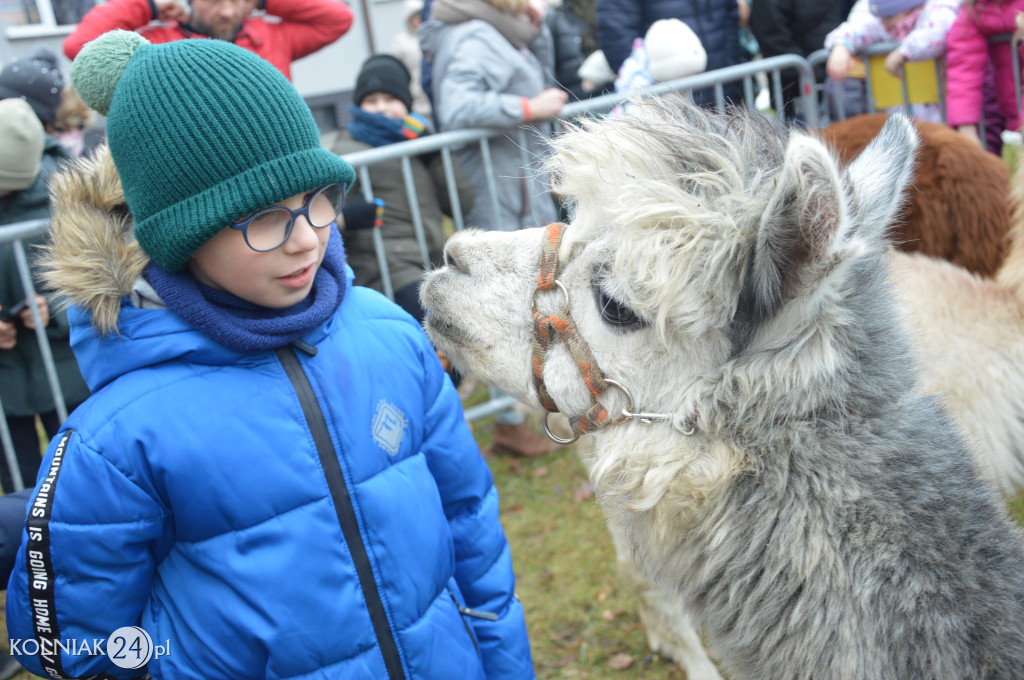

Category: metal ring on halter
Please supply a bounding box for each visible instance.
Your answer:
[532,279,570,311]
[543,411,579,444]
[601,379,635,416]
[605,379,683,429]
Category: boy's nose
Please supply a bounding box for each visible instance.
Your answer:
[282,217,321,253]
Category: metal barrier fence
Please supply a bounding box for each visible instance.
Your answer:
[807,42,947,124]
[0,218,66,491]
[0,45,965,488]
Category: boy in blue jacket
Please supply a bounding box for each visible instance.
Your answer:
[4,31,534,680]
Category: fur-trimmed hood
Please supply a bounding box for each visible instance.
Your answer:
[37,144,149,336]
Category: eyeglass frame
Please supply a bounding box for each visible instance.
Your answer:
[228,182,348,252]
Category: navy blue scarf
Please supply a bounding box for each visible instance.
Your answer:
[145,226,347,352]
[348,105,429,148]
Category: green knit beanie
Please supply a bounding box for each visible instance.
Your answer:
[70,31,355,272]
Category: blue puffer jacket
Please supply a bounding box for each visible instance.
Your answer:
[595,0,745,102]
[5,149,534,680]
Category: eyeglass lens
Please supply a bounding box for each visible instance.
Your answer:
[245,184,345,251]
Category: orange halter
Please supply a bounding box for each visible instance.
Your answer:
[531,223,679,444]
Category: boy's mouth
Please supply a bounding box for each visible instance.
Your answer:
[277,262,317,289]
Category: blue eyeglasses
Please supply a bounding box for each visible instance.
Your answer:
[229,183,347,252]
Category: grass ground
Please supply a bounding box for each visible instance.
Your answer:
[464,389,686,679]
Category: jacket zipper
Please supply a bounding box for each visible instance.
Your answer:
[448,591,482,658]
[277,345,406,680]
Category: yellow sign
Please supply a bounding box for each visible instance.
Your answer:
[867,55,941,108]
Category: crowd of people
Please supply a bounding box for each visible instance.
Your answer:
[0,0,1021,677]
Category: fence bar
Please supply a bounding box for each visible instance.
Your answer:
[399,155,432,271]
[13,240,65,423]
[516,127,534,224]
[463,394,519,422]
[358,166,394,300]
[440,147,466,232]
[770,69,785,130]
[0,395,23,491]
[935,59,948,124]
[479,138,503,231]
[742,74,755,114]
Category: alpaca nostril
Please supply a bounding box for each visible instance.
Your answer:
[443,247,464,273]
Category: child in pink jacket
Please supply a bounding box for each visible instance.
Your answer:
[824,0,960,121]
[946,0,1024,148]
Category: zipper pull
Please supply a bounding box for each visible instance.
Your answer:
[291,338,317,356]
[457,605,498,621]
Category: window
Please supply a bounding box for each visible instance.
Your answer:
[2,0,97,36]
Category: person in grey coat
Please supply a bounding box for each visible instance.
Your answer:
[419,0,566,232]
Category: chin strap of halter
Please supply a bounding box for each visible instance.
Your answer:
[532,223,629,442]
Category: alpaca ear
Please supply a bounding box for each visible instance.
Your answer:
[844,113,919,236]
[736,132,846,333]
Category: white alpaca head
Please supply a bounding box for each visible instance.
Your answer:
[422,98,917,453]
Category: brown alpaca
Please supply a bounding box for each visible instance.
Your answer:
[820,113,1011,277]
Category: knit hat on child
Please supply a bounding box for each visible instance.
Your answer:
[0,98,44,191]
[402,0,424,26]
[577,50,616,88]
[0,46,65,127]
[353,54,414,112]
[69,31,356,273]
[868,0,921,18]
[645,19,707,83]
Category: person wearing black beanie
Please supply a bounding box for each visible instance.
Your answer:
[353,54,415,112]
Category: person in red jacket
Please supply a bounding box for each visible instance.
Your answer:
[63,0,353,81]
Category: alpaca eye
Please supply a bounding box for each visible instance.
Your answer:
[594,285,641,328]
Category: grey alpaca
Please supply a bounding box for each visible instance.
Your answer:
[420,98,1024,679]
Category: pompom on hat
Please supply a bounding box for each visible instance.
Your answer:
[645,19,707,83]
[70,30,356,273]
[868,0,922,18]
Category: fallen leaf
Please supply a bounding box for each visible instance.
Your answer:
[573,481,594,502]
[530,466,549,478]
[608,653,634,670]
